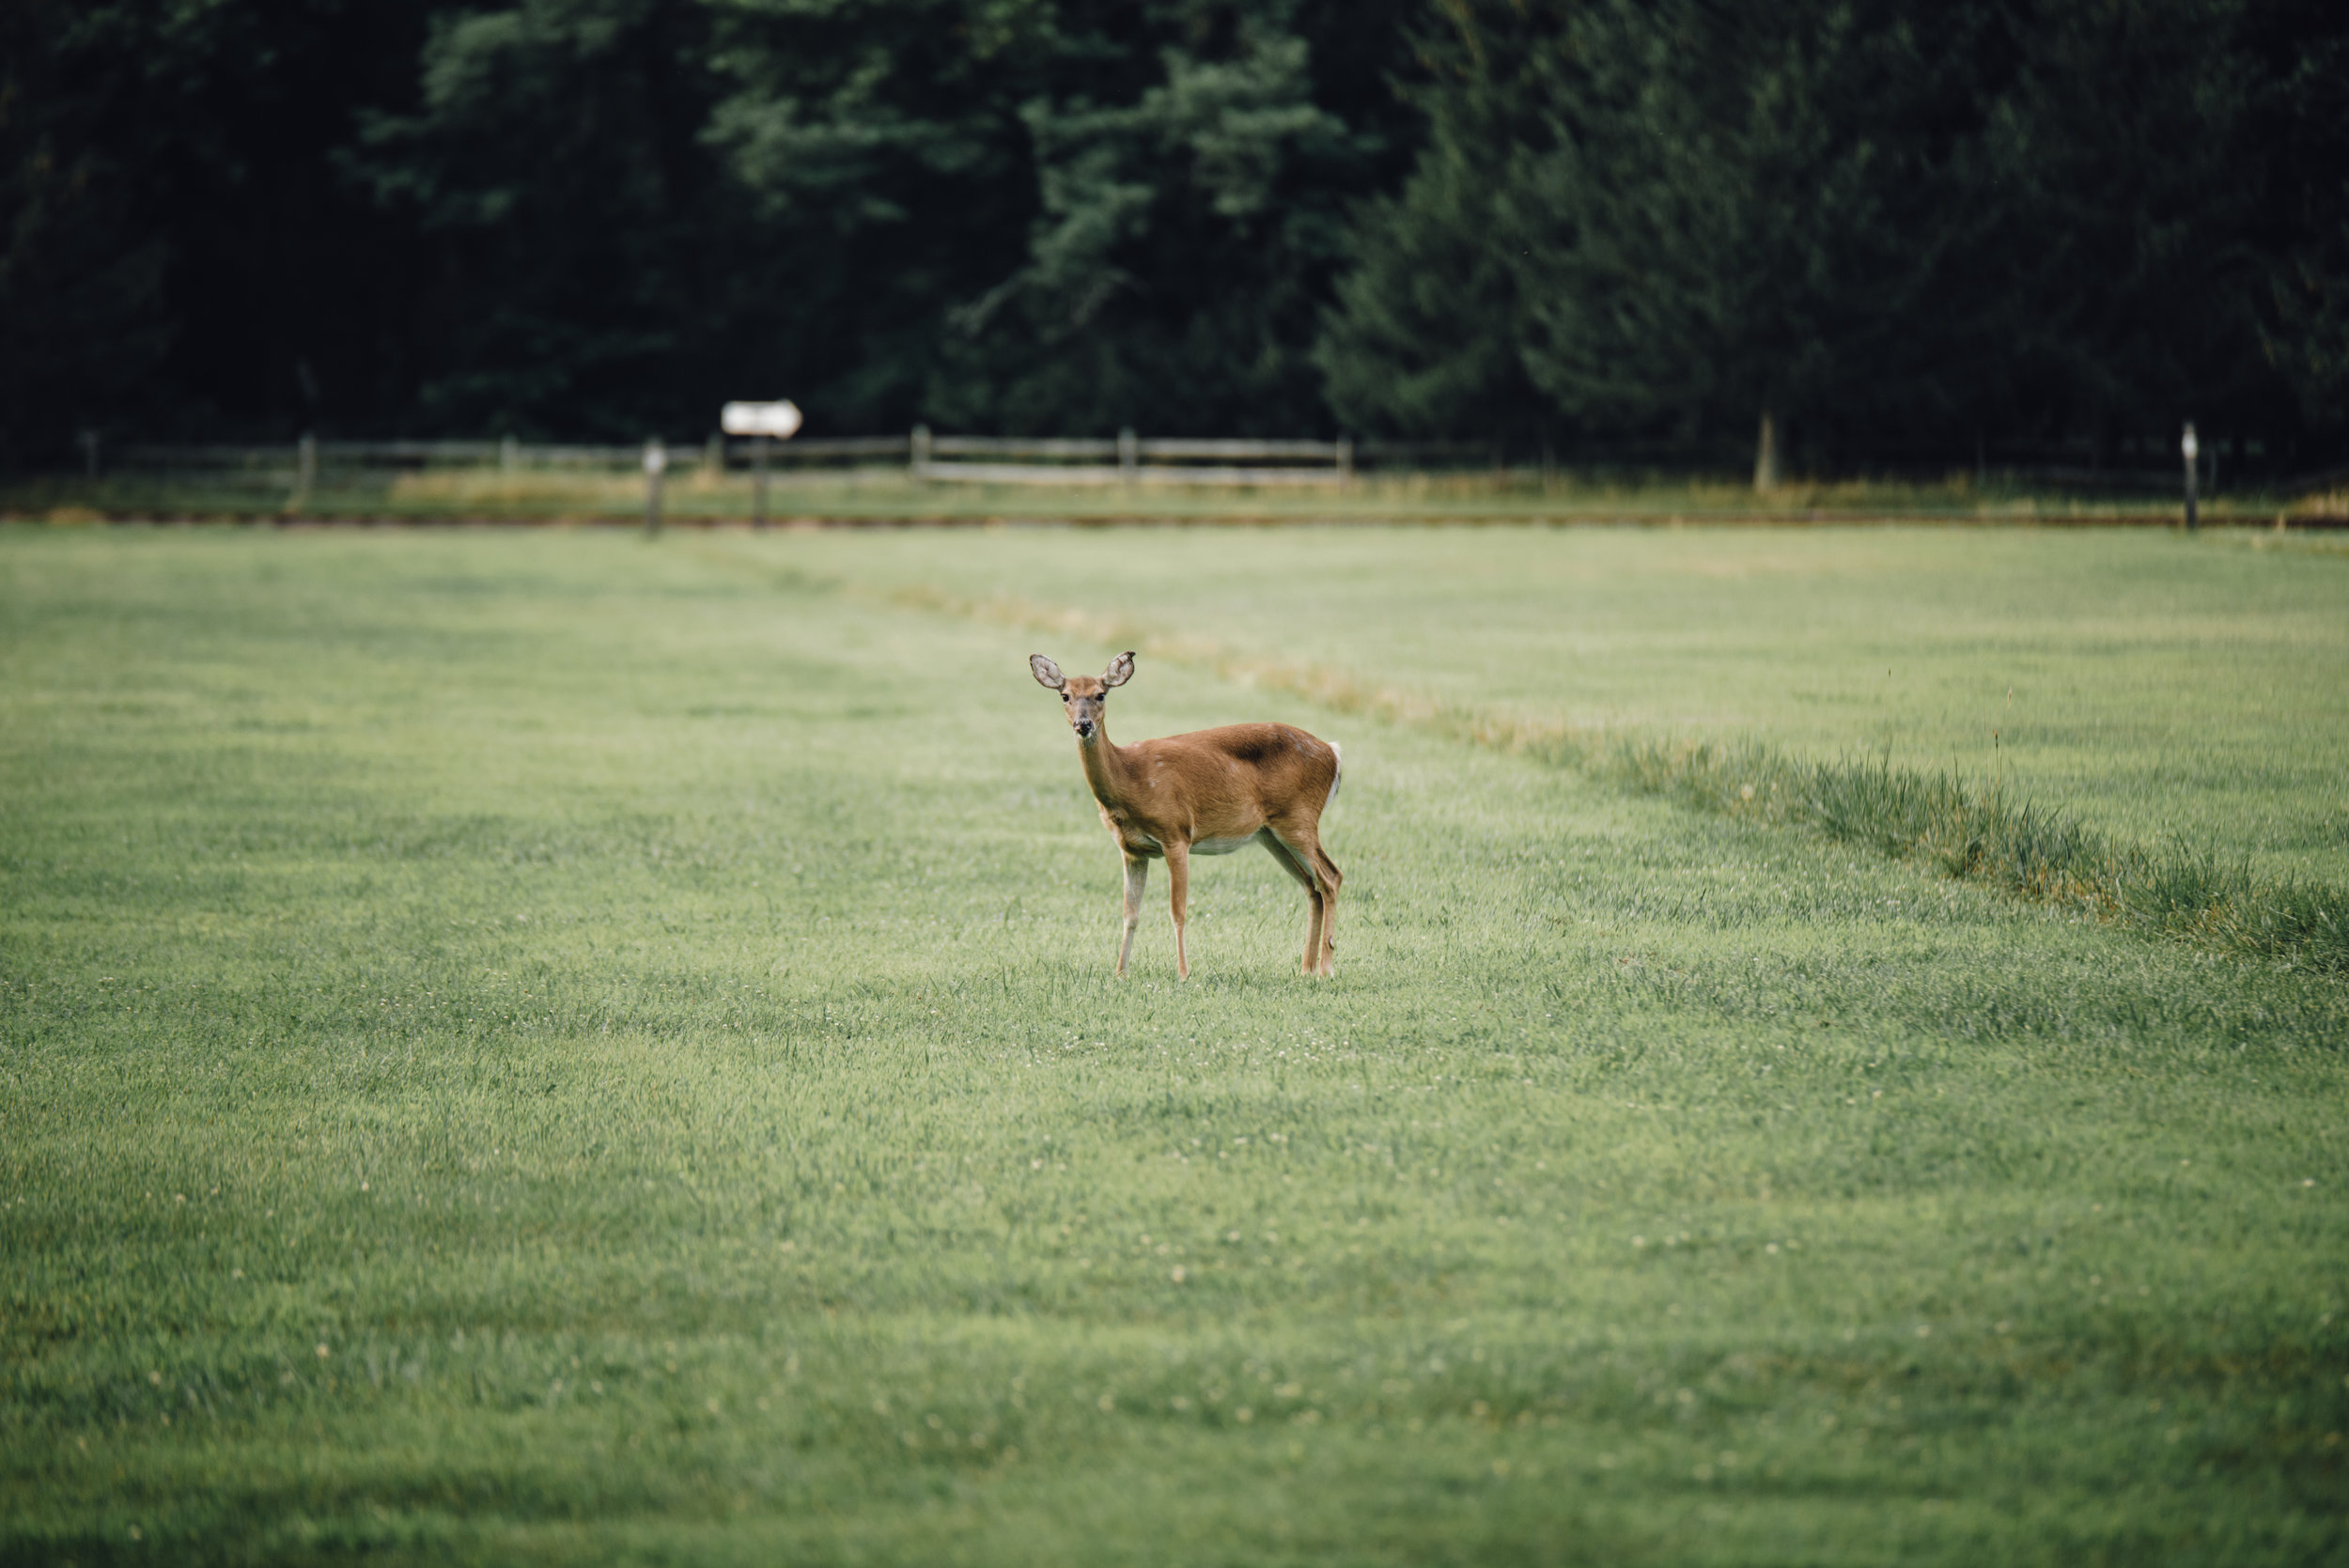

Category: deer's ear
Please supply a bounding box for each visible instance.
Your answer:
[1029,654,1066,690]
[1101,651,1136,688]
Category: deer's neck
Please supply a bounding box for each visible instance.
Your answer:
[1077,724,1134,808]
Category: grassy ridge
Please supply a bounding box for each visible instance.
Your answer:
[2,527,2344,1564]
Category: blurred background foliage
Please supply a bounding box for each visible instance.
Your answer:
[2,0,2343,468]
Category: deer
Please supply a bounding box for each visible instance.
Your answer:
[1030,651,1343,980]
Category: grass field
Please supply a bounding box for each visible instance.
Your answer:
[3,523,2344,1565]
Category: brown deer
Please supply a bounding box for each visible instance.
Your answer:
[1031,651,1343,979]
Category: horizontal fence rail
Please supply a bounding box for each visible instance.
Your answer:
[739,436,912,460]
[912,462,1352,487]
[911,427,1357,486]
[928,436,1112,458]
[1144,438,1341,459]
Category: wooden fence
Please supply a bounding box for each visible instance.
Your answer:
[83,432,2339,496]
[97,431,1490,487]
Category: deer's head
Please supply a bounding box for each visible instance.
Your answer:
[1031,652,1134,742]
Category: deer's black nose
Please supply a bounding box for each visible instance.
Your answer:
[1074,721,1096,737]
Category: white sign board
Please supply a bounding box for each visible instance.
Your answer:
[722,399,802,439]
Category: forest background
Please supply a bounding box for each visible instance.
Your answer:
[5,0,2347,479]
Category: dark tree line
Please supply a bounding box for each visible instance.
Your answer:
[3,0,2342,472]
[1323,0,2349,474]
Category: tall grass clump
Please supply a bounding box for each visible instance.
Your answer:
[1598,741,2349,973]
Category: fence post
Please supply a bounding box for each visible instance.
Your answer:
[2181,422,2199,532]
[501,434,518,473]
[78,428,101,478]
[1118,427,1139,484]
[290,432,317,512]
[753,435,769,529]
[1337,436,1354,487]
[643,438,667,537]
[703,433,723,476]
[910,425,932,480]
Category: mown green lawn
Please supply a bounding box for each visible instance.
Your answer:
[2,524,2343,1565]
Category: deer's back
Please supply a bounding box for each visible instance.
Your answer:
[1128,722,1336,815]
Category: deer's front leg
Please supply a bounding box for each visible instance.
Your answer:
[1164,840,1191,980]
[1117,853,1149,976]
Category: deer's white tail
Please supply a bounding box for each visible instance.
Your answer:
[1326,740,1343,811]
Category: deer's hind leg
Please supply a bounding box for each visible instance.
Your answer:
[1257,828,1324,975]
[1266,820,1341,976]
[1304,834,1342,976]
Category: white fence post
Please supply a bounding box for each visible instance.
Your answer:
[644,438,667,536]
[290,432,317,511]
[2181,423,2199,532]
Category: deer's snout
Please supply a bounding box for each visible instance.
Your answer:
[1072,717,1097,738]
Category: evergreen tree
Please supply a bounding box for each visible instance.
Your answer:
[0,1,173,463]
[1966,0,2270,455]
[1,0,431,453]
[1321,0,2008,474]
[1512,0,2002,478]
[703,0,1416,434]
[2248,0,2349,436]
[694,0,1050,429]
[346,0,757,436]
[1313,6,1547,442]
[1315,0,2326,475]
[930,20,1361,434]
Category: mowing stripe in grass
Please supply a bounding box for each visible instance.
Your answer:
[875,581,2349,976]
